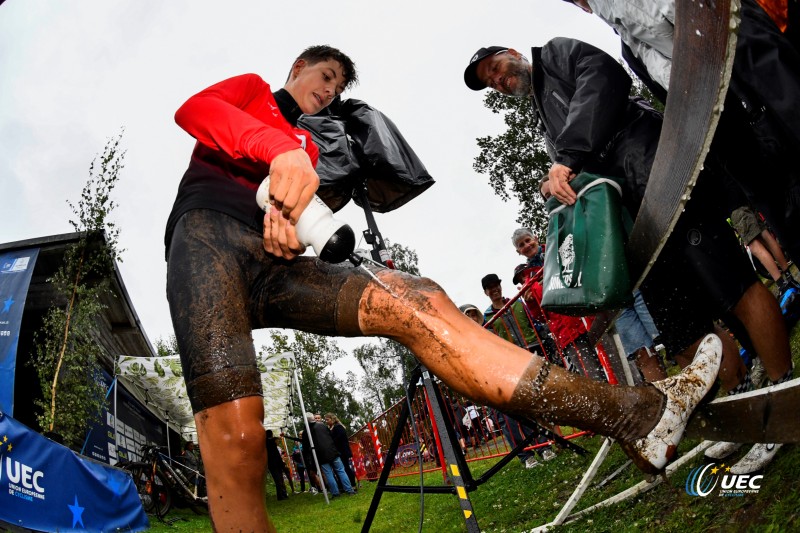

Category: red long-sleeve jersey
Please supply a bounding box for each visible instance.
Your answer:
[165,74,318,251]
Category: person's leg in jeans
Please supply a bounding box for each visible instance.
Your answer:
[498,412,532,463]
[268,466,287,500]
[331,457,354,494]
[319,462,340,496]
[296,465,306,492]
[616,291,666,382]
[342,457,357,489]
[282,463,295,493]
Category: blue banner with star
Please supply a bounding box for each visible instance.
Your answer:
[0,249,39,416]
[0,412,148,532]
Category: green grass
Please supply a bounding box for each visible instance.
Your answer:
[143,438,800,533]
[145,316,800,532]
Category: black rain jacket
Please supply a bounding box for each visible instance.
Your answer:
[530,37,663,214]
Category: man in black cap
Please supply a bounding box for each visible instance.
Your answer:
[464,39,795,471]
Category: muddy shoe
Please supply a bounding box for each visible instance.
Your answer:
[619,333,722,475]
[730,443,782,474]
[704,441,743,460]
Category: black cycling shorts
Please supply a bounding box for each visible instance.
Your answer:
[166,209,371,413]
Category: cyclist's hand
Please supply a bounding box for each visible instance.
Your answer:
[263,207,305,260]
[268,148,320,224]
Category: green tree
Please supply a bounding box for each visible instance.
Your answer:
[32,131,125,448]
[473,91,550,235]
[154,334,179,357]
[386,240,420,276]
[473,62,660,237]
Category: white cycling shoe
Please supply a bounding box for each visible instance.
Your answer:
[705,441,743,460]
[620,334,722,474]
[730,443,782,474]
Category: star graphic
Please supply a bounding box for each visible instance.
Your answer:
[2,297,13,313]
[2,435,7,442]
[6,443,11,452]
[68,495,85,528]
[711,466,719,475]
[726,466,732,472]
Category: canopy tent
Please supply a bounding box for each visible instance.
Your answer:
[115,351,337,504]
[115,351,299,442]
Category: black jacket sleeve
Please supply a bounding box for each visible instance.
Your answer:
[544,38,633,171]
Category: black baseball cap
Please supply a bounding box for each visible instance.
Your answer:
[481,273,502,289]
[464,46,509,90]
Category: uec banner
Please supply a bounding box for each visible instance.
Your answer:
[0,411,148,532]
[0,249,39,416]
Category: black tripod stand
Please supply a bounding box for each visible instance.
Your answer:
[360,363,586,532]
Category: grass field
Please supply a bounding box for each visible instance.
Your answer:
[145,305,800,532]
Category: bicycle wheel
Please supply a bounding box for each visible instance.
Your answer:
[396,447,417,468]
[150,470,173,517]
[130,465,172,517]
[128,466,155,513]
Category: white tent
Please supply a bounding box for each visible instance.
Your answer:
[115,351,298,441]
[115,352,334,503]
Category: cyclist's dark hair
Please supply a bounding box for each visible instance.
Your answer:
[288,45,358,90]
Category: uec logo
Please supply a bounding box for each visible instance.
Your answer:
[1,456,45,493]
[686,463,764,497]
[685,464,719,497]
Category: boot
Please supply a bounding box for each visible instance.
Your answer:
[619,334,722,474]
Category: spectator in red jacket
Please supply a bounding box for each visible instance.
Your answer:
[511,228,605,381]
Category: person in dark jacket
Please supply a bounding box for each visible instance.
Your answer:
[464,39,791,403]
[265,430,288,500]
[324,413,357,489]
[304,413,354,497]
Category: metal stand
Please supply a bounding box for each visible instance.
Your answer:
[356,183,394,268]
[360,364,586,532]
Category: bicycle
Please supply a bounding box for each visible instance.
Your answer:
[120,444,207,518]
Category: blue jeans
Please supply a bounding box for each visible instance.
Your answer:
[616,290,660,358]
[320,457,353,496]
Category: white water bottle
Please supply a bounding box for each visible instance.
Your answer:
[256,178,355,263]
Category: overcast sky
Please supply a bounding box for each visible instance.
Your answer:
[0,1,620,380]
